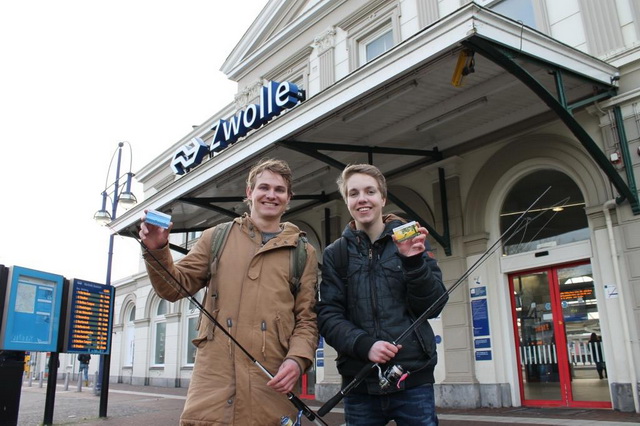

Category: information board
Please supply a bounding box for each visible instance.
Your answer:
[0,266,65,352]
[472,298,490,337]
[475,350,492,361]
[64,278,114,354]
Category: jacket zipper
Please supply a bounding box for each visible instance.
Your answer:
[226,318,233,358]
[261,320,267,360]
[368,246,380,337]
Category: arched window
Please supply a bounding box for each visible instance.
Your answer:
[124,305,136,366]
[500,170,588,255]
[153,299,168,365]
[184,290,204,365]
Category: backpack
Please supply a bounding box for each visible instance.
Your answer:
[208,221,308,296]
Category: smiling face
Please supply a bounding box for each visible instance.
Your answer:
[345,172,386,231]
[245,169,291,224]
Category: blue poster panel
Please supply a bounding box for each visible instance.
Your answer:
[0,266,65,351]
[65,278,114,354]
[475,350,492,361]
[472,298,490,336]
[474,338,491,349]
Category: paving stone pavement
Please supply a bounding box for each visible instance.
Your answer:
[13,381,640,426]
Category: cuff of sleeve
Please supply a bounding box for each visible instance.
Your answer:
[285,356,307,375]
[354,334,377,361]
[399,253,424,270]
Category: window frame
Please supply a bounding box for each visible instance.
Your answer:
[338,0,401,70]
[152,299,168,366]
[183,290,203,367]
[123,305,136,367]
[477,0,550,34]
[360,24,395,64]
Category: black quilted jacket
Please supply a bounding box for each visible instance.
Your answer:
[317,214,447,394]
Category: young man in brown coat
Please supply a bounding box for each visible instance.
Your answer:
[140,159,318,425]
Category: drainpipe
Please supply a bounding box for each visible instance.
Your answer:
[603,200,639,412]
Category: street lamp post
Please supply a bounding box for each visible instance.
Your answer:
[93,141,137,418]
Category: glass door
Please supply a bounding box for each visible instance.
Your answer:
[511,269,564,402]
[510,262,611,408]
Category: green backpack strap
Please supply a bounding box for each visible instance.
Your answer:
[207,221,234,280]
[289,234,308,296]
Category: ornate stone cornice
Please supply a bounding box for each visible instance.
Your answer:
[313,27,336,54]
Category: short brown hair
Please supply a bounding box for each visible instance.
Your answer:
[244,158,293,207]
[337,164,387,202]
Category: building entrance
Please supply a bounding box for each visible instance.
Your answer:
[509,262,611,408]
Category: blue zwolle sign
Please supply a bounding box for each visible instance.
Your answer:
[171,81,305,175]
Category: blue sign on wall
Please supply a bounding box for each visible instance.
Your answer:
[475,350,492,361]
[474,338,491,349]
[472,298,490,337]
[0,266,65,352]
[470,286,487,298]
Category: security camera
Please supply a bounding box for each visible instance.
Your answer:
[611,72,620,82]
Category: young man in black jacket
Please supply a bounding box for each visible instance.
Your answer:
[317,164,447,426]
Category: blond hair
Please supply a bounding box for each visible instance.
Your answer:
[337,164,387,202]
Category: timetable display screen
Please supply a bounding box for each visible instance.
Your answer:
[65,279,114,354]
[0,266,65,352]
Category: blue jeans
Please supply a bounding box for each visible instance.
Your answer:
[344,384,438,426]
[79,364,89,381]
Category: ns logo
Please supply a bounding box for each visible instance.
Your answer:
[170,137,209,175]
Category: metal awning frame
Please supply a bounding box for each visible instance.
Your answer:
[463,36,639,214]
[276,140,452,254]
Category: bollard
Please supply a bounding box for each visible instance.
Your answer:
[38,371,44,388]
[64,371,70,391]
[93,371,99,396]
[28,372,33,387]
[77,373,83,392]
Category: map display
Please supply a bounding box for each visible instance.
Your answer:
[0,266,64,351]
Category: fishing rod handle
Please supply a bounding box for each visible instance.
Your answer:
[288,393,328,426]
[318,361,375,416]
[317,391,344,417]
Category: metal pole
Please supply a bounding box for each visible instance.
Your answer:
[99,142,123,418]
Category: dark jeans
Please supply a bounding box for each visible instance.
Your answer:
[343,384,438,426]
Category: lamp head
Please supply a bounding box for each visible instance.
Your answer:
[93,209,111,225]
[118,191,138,208]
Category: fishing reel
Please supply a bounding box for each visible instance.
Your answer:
[376,364,407,390]
[280,410,303,426]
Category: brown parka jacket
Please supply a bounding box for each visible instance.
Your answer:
[143,214,319,425]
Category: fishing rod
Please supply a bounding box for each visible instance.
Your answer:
[129,231,328,426]
[318,187,555,417]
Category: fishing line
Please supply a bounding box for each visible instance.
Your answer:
[517,196,570,250]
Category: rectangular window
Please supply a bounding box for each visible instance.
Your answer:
[186,317,198,365]
[339,1,401,70]
[365,28,394,62]
[154,322,166,364]
[492,0,536,27]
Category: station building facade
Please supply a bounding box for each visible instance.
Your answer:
[98,0,640,412]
